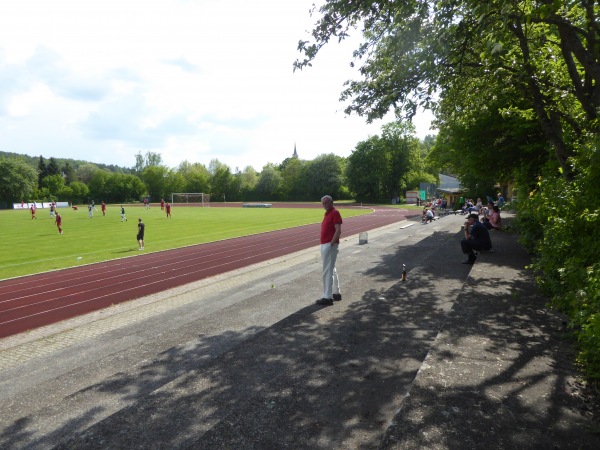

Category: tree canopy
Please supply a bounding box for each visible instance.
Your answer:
[0,158,38,204]
[296,0,599,173]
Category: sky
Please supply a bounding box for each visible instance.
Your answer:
[0,0,434,172]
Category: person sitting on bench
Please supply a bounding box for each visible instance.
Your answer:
[422,207,434,223]
[483,205,502,230]
[461,213,492,264]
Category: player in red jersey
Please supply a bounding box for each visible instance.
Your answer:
[55,212,63,234]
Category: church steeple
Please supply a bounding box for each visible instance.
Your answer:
[292,142,298,159]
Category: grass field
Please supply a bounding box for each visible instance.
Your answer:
[0,203,372,280]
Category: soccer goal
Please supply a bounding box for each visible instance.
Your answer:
[171,193,211,206]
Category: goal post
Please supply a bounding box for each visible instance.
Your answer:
[171,193,211,206]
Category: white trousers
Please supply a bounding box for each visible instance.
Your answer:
[321,243,340,299]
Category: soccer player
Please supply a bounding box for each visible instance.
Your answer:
[55,212,63,234]
[30,204,36,219]
[137,218,145,250]
[121,206,127,222]
[101,201,106,216]
[165,202,172,218]
[160,198,165,211]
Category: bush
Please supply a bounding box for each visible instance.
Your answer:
[517,139,600,379]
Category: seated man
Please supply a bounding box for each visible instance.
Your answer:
[461,213,492,264]
[461,199,473,214]
[422,207,434,223]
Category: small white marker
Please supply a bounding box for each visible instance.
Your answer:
[76,257,82,260]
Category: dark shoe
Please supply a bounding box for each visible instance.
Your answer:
[463,252,477,265]
[332,293,342,301]
[316,298,334,306]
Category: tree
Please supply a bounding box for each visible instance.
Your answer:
[279,158,307,200]
[429,84,548,197]
[76,163,99,184]
[134,151,163,175]
[163,170,184,198]
[145,151,162,167]
[37,155,47,189]
[88,170,112,201]
[134,151,145,174]
[178,161,211,193]
[230,166,258,201]
[0,158,38,205]
[105,173,146,202]
[141,165,169,201]
[41,174,66,198]
[345,136,388,201]
[302,154,345,200]
[295,0,600,174]
[46,157,60,176]
[67,181,89,204]
[56,185,73,202]
[256,164,283,200]
[208,159,234,200]
[61,162,76,184]
[380,122,420,198]
[345,122,421,201]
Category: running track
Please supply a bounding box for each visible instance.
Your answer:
[0,206,420,338]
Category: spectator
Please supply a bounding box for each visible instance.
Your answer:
[422,207,434,223]
[468,198,483,214]
[316,195,343,306]
[497,192,505,207]
[483,205,502,230]
[460,213,492,264]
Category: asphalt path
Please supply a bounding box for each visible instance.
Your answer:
[0,206,420,338]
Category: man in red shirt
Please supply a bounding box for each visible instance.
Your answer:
[160,198,165,211]
[317,195,343,306]
[55,213,63,234]
[101,201,106,216]
[165,202,172,218]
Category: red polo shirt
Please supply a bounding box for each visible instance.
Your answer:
[321,207,342,244]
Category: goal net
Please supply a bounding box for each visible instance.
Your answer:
[171,193,211,206]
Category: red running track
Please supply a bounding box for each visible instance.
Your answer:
[0,206,419,338]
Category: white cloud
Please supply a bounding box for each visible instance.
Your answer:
[0,0,435,171]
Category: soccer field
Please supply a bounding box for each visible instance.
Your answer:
[0,204,371,280]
